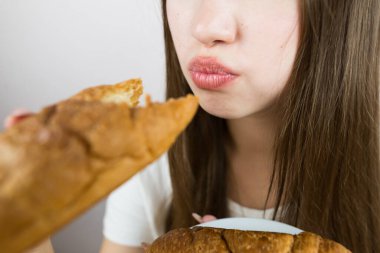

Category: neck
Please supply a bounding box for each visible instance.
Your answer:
[226,109,279,210]
[226,109,279,159]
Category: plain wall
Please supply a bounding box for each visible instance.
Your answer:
[0,0,165,252]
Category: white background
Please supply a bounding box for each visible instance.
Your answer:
[0,0,165,252]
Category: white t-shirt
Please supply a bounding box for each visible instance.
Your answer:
[103,153,277,247]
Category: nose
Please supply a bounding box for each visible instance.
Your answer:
[191,2,238,47]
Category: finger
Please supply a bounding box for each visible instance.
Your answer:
[4,116,15,129]
[201,214,217,223]
[4,112,33,129]
[4,114,31,129]
[141,242,150,251]
[192,213,203,223]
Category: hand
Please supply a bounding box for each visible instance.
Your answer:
[3,109,51,253]
[141,242,150,251]
[192,213,217,223]
[3,109,34,129]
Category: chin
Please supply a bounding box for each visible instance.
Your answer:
[198,99,248,120]
[198,96,278,120]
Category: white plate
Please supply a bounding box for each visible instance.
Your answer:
[195,217,303,235]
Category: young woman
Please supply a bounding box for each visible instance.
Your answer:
[6,0,379,253]
[100,0,380,252]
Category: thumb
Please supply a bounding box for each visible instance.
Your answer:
[4,109,33,129]
[201,214,217,223]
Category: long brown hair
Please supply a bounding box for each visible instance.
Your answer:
[162,0,380,252]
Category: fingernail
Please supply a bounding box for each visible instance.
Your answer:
[192,212,203,223]
[202,214,217,223]
[11,109,31,116]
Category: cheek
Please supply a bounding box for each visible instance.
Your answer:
[241,6,300,88]
[241,26,299,116]
[166,1,192,63]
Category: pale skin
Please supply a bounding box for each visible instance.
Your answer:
[5,0,300,252]
[167,0,299,210]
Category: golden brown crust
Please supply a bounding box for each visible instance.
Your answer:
[146,227,352,253]
[222,229,294,252]
[0,79,198,253]
[70,78,143,106]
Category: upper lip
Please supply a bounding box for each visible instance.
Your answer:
[188,57,239,76]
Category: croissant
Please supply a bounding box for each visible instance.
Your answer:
[146,227,351,253]
[0,79,199,253]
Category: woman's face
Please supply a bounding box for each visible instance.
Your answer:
[167,0,300,119]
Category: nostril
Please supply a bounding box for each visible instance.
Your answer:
[204,40,224,48]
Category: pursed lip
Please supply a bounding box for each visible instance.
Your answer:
[188,57,239,90]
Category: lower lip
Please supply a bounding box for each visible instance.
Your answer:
[190,71,238,90]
